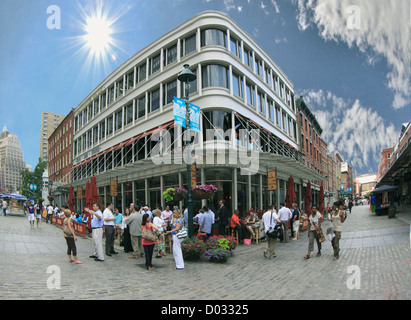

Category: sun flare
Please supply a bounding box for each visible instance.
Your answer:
[84,15,113,57]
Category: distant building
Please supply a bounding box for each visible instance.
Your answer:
[0,127,27,192]
[355,174,377,197]
[376,147,394,181]
[40,112,65,162]
[341,162,354,198]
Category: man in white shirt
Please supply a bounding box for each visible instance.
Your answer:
[161,205,173,222]
[46,204,53,224]
[278,203,292,243]
[262,204,281,259]
[103,203,117,256]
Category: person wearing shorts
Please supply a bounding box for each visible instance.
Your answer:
[34,203,42,228]
[27,203,35,228]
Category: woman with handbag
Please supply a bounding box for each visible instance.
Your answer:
[328,201,347,260]
[303,205,323,260]
[153,209,167,257]
[245,209,260,240]
[141,214,158,270]
[165,209,185,270]
[63,209,83,264]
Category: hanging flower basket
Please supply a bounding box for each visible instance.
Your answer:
[192,185,218,200]
[163,187,188,202]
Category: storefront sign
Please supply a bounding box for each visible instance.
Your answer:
[267,170,278,191]
[77,187,83,199]
[110,180,118,197]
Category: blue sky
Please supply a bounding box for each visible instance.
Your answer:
[0,0,409,177]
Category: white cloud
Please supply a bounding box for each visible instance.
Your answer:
[299,89,399,174]
[293,0,411,110]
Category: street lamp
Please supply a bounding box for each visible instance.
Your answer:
[178,64,197,238]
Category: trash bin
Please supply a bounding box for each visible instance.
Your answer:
[388,206,396,219]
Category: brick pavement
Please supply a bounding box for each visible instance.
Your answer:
[0,205,409,300]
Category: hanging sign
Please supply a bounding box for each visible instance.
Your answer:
[267,171,278,191]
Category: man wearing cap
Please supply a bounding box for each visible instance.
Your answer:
[141,205,153,220]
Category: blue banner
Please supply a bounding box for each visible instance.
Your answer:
[173,97,186,128]
[189,103,200,133]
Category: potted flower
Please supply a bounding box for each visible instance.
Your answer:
[163,186,188,202]
[191,184,218,200]
[202,248,232,263]
[205,235,237,251]
[181,237,206,261]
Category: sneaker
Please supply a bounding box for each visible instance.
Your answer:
[263,251,268,259]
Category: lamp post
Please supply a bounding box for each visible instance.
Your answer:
[178,64,197,238]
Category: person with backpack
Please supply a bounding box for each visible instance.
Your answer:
[262,204,282,259]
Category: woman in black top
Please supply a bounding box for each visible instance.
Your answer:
[291,203,300,240]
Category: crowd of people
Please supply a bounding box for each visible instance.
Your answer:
[21,198,348,270]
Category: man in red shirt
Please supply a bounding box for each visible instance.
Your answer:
[230,210,245,244]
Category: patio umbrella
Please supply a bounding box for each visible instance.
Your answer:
[318,183,324,215]
[304,181,312,215]
[68,185,75,213]
[285,176,297,209]
[85,181,91,211]
[89,176,99,209]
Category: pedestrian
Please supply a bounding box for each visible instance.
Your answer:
[262,204,282,259]
[165,209,185,270]
[120,208,133,253]
[114,208,123,225]
[161,205,173,223]
[230,210,245,244]
[141,213,158,270]
[63,209,83,264]
[85,203,104,262]
[304,205,323,260]
[27,202,35,229]
[348,200,353,214]
[278,203,292,243]
[35,202,42,228]
[46,203,53,224]
[291,203,300,240]
[328,201,347,260]
[141,206,153,220]
[218,200,228,235]
[103,203,117,256]
[152,209,167,257]
[125,204,144,259]
[198,205,214,240]
[244,209,260,240]
[2,199,7,216]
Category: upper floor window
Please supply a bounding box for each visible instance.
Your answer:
[149,53,161,76]
[164,43,177,67]
[201,28,227,48]
[229,36,242,60]
[180,33,196,57]
[202,64,229,90]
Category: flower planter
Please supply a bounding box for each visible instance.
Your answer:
[192,189,214,200]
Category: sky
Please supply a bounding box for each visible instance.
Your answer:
[0,0,410,177]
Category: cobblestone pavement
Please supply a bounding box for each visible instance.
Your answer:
[0,205,410,300]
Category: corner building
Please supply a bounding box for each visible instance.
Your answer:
[70,11,324,215]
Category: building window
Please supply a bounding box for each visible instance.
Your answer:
[126,70,134,91]
[268,99,274,122]
[149,53,161,76]
[164,43,177,66]
[201,28,227,48]
[116,78,124,98]
[115,109,123,132]
[108,85,115,104]
[138,62,146,82]
[255,56,263,79]
[276,105,281,128]
[258,91,266,115]
[163,79,177,106]
[149,88,160,113]
[202,64,229,90]
[229,35,242,60]
[125,102,133,126]
[99,121,106,141]
[135,95,146,119]
[232,72,243,98]
[107,116,113,136]
[180,33,196,57]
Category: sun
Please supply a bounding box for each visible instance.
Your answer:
[84,15,113,57]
